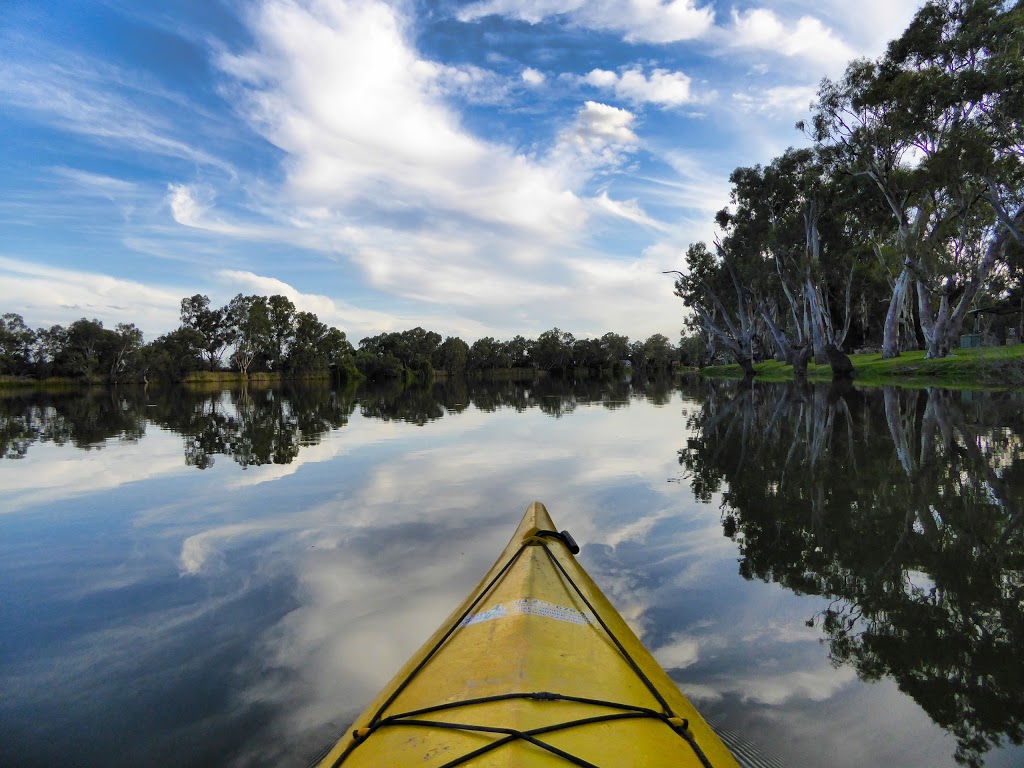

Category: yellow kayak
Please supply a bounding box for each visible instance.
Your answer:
[315,502,740,767]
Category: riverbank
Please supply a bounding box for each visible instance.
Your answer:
[0,370,345,389]
[700,345,1024,388]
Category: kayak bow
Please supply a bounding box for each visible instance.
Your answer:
[316,501,739,768]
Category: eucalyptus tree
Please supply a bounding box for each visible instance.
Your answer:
[571,337,603,372]
[532,328,576,372]
[60,318,122,378]
[30,325,67,378]
[140,327,205,381]
[401,327,443,366]
[468,336,503,371]
[599,332,631,369]
[808,0,1024,358]
[668,241,760,377]
[724,148,859,376]
[0,313,35,375]
[433,336,469,374]
[641,333,675,370]
[180,294,233,370]
[504,335,531,368]
[226,294,272,377]
[288,311,342,373]
[110,323,143,380]
[266,294,298,371]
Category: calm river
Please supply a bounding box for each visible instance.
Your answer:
[1,378,1022,768]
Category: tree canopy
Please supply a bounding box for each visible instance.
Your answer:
[672,0,1024,374]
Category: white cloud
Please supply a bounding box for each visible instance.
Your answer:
[213,269,494,340]
[0,255,185,336]
[0,433,189,512]
[457,0,715,44]
[50,167,139,196]
[415,60,511,104]
[583,67,694,107]
[733,84,818,116]
[592,190,669,231]
[145,1,680,344]
[217,0,584,237]
[728,9,857,71]
[0,56,232,173]
[818,0,922,58]
[723,664,859,706]
[652,633,701,669]
[550,101,639,179]
[522,67,546,86]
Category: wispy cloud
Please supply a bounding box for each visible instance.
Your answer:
[457,0,715,44]
[0,56,234,174]
[592,190,670,231]
[732,84,819,116]
[50,168,140,196]
[0,255,185,335]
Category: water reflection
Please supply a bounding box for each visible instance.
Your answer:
[0,376,678,465]
[0,388,147,458]
[679,381,1024,767]
[4,377,1023,768]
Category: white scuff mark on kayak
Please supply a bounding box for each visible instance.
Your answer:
[458,598,593,628]
[459,603,508,627]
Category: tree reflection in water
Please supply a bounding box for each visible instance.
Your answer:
[0,388,147,459]
[679,381,1024,767]
[0,375,678,464]
[155,384,359,469]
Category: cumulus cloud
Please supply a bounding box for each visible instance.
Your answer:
[217,0,584,237]
[582,66,694,108]
[415,60,511,104]
[457,0,715,44]
[521,67,546,86]
[550,100,639,179]
[728,9,857,71]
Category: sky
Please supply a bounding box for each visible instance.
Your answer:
[0,0,925,345]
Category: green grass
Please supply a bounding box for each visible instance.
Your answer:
[701,344,1024,388]
[0,375,94,389]
[179,370,334,384]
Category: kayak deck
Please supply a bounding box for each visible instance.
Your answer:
[316,502,739,767]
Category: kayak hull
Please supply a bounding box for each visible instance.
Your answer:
[316,502,739,768]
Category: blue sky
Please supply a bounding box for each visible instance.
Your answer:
[0,0,923,343]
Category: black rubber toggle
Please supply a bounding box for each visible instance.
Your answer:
[536,529,580,554]
[559,530,579,554]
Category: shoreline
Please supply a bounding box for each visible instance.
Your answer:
[698,346,1024,389]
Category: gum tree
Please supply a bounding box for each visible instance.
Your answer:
[808,0,1024,358]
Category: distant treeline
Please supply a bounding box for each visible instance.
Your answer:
[0,294,684,383]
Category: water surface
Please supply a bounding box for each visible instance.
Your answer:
[1,378,1021,767]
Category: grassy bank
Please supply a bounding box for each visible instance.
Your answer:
[0,375,100,389]
[1,370,341,389]
[701,345,1024,388]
